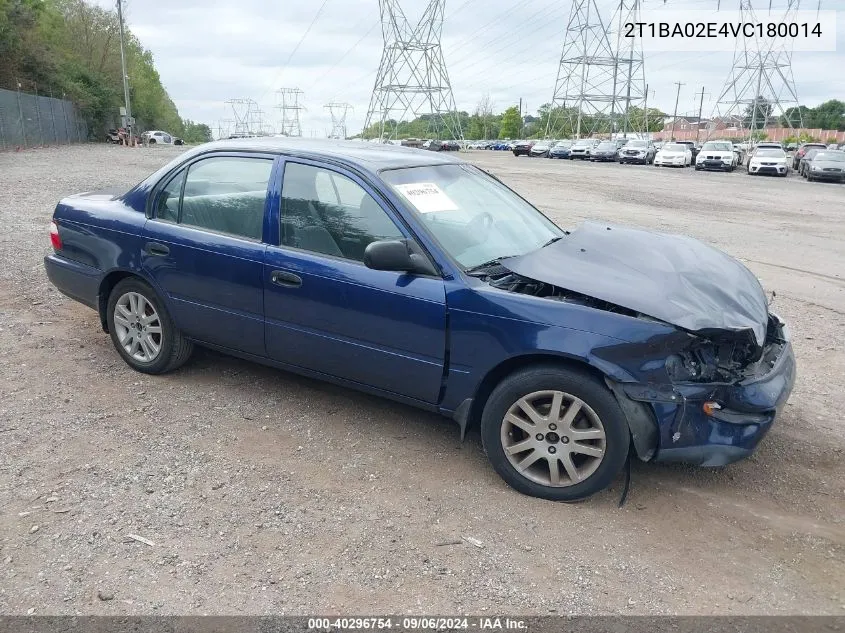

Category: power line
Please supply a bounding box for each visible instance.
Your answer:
[259,0,332,101]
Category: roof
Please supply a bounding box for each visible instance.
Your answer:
[192,137,464,171]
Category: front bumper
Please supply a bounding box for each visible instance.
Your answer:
[619,154,647,163]
[808,169,845,181]
[749,164,788,175]
[569,151,590,159]
[591,154,617,161]
[655,157,686,166]
[623,318,796,467]
[697,159,732,170]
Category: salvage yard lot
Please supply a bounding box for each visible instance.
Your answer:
[0,144,843,615]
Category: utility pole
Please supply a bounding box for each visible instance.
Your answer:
[694,86,707,144]
[643,83,652,136]
[116,0,133,145]
[670,81,684,140]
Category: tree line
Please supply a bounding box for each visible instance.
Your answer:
[360,95,667,140]
[0,0,211,142]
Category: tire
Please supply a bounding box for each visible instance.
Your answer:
[106,277,193,375]
[480,365,630,502]
[807,174,814,182]
[148,138,156,145]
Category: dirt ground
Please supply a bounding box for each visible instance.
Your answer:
[0,145,843,616]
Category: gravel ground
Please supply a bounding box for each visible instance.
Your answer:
[0,144,843,616]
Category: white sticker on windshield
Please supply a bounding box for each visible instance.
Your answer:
[394,182,459,213]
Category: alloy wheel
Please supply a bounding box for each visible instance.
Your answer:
[500,390,606,487]
[113,292,162,363]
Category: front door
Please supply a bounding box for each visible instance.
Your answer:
[142,153,274,356]
[263,159,447,404]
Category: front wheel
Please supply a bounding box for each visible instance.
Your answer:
[481,366,630,502]
[107,278,193,374]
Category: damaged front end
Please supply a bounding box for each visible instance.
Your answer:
[476,224,797,466]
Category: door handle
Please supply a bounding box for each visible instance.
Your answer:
[144,242,170,257]
[271,270,302,288]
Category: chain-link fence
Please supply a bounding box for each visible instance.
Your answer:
[0,87,88,150]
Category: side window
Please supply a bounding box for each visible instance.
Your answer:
[155,170,184,222]
[179,157,273,241]
[280,162,403,261]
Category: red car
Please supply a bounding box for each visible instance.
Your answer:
[792,142,828,169]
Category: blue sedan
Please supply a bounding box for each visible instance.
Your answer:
[44,138,795,501]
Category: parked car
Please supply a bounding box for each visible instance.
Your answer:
[792,142,828,169]
[803,150,845,182]
[106,129,122,144]
[42,138,796,502]
[785,143,798,151]
[529,140,554,157]
[512,140,534,156]
[422,139,444,151]
[569,138,598,160]
[589,141,619,162]
[654,142,692,167]
[143,130,184,145]
[442,140,461,152]
[747,148,789,177]
[674,141,699,162]
[548,140,573,158]
[797,148,823,177]
[490,141,511,151]
[469,141,490,150]
[695,140,738,171]
[618,139,656,164]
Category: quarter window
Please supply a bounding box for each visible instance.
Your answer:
[176,157,273,240]
[281,162,403,261]
[155,170,184,223]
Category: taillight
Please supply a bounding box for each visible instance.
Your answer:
[49,220,62,250]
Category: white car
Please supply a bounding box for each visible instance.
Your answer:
[747,147,789,177]
[529,140,553,157]
[654,142,692,167]
[142,130,184,145]
[695,140,738,172]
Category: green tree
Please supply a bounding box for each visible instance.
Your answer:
[743,95,773,129]
[807,99,845,130]
[498,106,521,139]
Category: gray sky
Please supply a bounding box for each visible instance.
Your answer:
[106,0,844,136]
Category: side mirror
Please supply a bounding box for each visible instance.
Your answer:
[364,239,438,276]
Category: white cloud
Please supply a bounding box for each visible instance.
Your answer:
[104,0,844,136]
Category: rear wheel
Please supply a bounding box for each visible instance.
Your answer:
[148,138,156,144]
[481,366,630,501]
[106,278,193,374]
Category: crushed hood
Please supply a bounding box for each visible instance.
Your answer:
[502,222,769,346]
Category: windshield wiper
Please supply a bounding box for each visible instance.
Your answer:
[541,236,564,248]
[465,256,517,276]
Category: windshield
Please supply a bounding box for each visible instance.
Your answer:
[814,151,845,162]
[597,143,616,150]
[663,144,686,151]
[573,140,593,147]
[702,142,732,151]
[627,140,647,148]
[555,140,572,147]
[381,164,564,269]
[754,149,786,158]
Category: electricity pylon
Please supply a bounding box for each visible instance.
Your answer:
[546,0,647,139]
[325,103,353,139]
[363,0,462,141]
[276,88,305,137]
[708,0,802,140]
[226,98,261,136]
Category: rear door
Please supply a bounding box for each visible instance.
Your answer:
[142,152,276,356]
[263,158,447,404]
